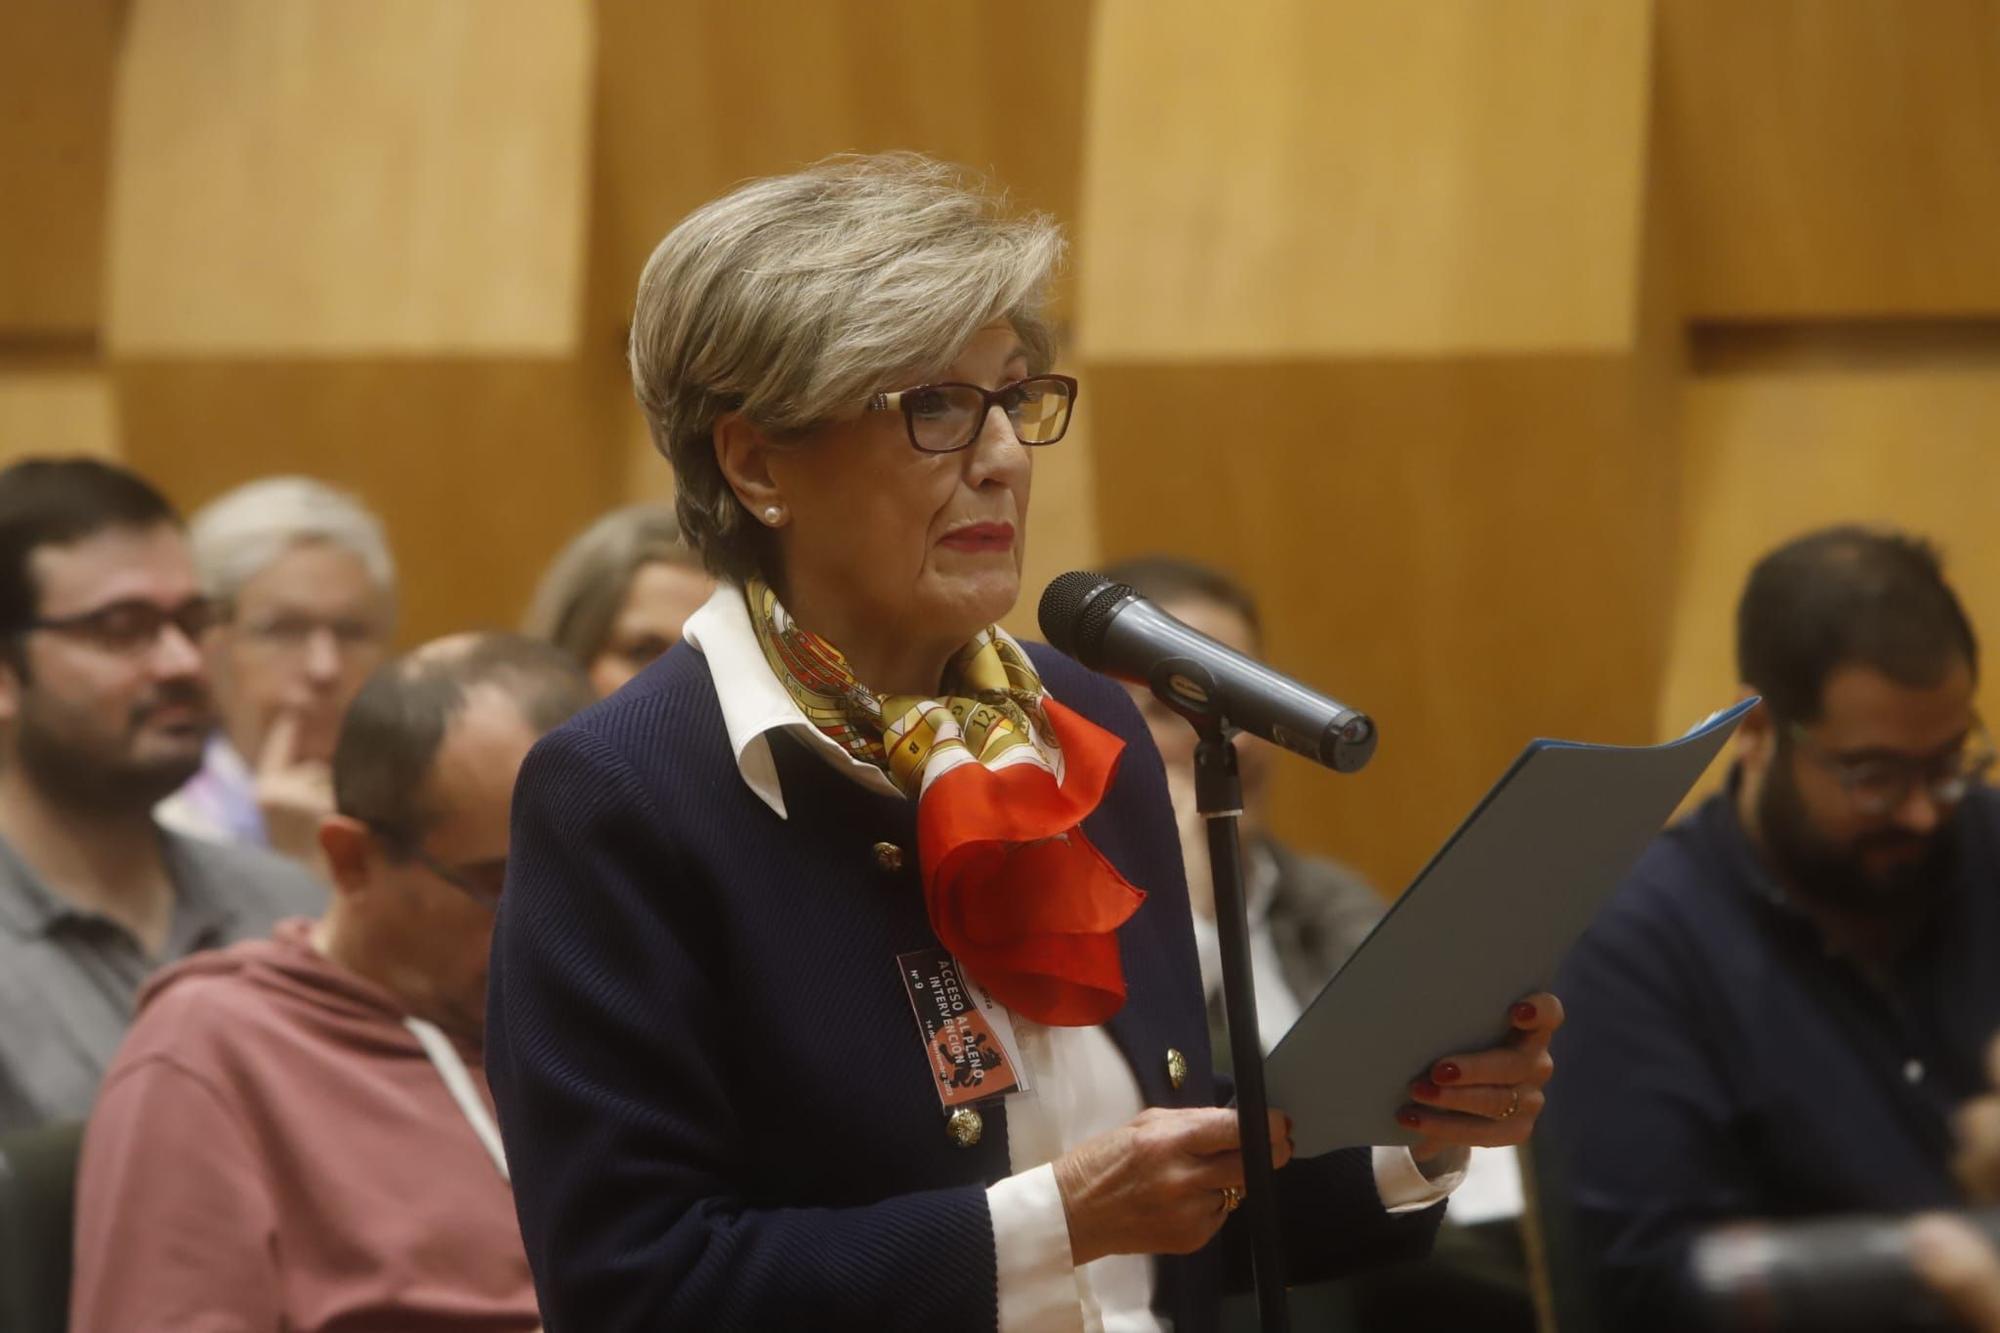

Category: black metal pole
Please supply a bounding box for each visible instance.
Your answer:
[1194,730,1290,1332]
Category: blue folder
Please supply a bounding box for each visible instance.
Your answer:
[1267,698,1759,1154]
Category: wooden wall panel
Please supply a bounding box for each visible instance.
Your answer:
[0,0,118,336]
[589,0,1092,331]
[1660,0,2000,318]
[0,371,121,463]
[592,0,1102,602]
[1077,0,1670,892]
[115,359,619,645]
[106,0,593,354]
[1091,355,1677,895]
[1078,0,1653,361]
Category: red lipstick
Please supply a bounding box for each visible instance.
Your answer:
[939,522,1016,553]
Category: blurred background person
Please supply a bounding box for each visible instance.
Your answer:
[72,632,592,1333]
[1545,526,2000,1330]
[521,503,713,697]
[158,476,398,868]
[0,458,323,1134]
[1104,554,1534,1332]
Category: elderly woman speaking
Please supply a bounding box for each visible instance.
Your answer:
[487,154,1562,1332]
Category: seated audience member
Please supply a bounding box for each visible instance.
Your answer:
[157,476,397,864]
[1105,555,1533,1332]
[1546,525,2000,1330]
[71,632,592,1332]
[522,503,713,696]
[0,459,323,1134]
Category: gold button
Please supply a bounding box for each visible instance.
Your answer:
[947,1106,983,1147]
[873,841,905,872]
[1166,1048,1188,1091]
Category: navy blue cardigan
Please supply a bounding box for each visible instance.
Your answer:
[1543,787,2000,1330]
[487,639,1440,1332]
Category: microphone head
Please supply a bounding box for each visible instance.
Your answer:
[1038,571,1133,665]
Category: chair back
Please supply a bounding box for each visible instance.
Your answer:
[0,1120,85,1333]
[1520,1138,1602,1333]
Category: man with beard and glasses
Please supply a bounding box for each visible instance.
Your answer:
[1541,525,2000,1331]
[0,458,323,1133]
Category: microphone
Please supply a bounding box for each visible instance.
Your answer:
[1037,571,1376,773]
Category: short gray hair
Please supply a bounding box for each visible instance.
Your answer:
[628,152,1067,584]
[190,476,396,609]
[522,504,702,666]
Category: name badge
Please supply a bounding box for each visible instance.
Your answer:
[897,947,1029,1110]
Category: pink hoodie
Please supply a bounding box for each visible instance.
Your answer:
[70,919,540,1332]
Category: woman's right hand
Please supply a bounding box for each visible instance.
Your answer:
[1052,1106,1294,1266]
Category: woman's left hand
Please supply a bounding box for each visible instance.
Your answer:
[1399,991,1564,1161]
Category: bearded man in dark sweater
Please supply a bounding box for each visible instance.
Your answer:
[1545,525,2000,1330]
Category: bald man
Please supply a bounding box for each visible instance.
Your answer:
[72,634,593,1333]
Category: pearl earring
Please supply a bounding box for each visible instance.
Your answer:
[763,505,784,525]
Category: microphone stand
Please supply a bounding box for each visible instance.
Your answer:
[1194,726,1290,1331]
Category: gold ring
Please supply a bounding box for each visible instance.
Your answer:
[1499,1087,1522,1120]
[1220,1186,1243,1213]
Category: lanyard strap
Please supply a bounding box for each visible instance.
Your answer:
[404,1016,510,1182]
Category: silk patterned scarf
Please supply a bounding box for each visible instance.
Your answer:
[746,578,1145,1026]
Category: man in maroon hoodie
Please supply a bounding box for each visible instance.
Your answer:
[71,631,593,1332]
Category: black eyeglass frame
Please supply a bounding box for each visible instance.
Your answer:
[356,816,504,912]
[1783,714,1998,818]
[20,595,221,653]
[865,374,1079,454]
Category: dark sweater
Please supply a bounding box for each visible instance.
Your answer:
[1543,786,2000,1330]
[487,639,1440,1332]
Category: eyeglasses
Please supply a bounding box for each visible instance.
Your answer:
[24,596,220,655]
[359,818,504,911]
[234,612,387,658]
[408,847,505,911]
[1786,717,1997,818]
[866,374,1078,454]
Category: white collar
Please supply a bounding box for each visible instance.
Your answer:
[680,583,901,820]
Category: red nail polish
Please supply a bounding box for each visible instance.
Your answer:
[1396,1108,1423,1129]
[1512,1002,1540,1025]
[1433,1061,1462,1084]
[1412,1078,1441,1099]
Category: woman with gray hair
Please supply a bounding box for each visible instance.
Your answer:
[488,153,1562,1331]
[158,476,397,867]
[522,504,713,697]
